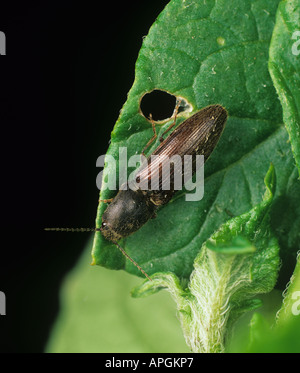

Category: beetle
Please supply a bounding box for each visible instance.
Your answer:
[46,103,228,280]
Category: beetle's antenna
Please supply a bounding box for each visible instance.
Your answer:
[113,241,152,281]
[44,228,152,281]
[44,228,100,232]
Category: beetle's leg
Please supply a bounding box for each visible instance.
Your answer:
[141,113,157,156]
[151,211,157,219]
[99,198,114,203]
[159,99,182,142]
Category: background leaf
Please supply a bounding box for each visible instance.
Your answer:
[242,253,300,352]
[269,0,300,175]
[92,0,300,284]
[227,236,300,352]
[246,311,300,352]
[46,237,188,353]
[276,252,300,325]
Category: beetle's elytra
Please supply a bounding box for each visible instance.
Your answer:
[46,104,228,280]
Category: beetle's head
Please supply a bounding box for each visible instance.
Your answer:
[100,187,156,243]
[100,220,123,242]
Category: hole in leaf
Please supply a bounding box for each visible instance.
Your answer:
[140,89,191,121]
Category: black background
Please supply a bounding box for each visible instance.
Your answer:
[0,0,169,352]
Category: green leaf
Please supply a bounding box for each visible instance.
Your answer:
[247,312,272,350]
[246,311,300,352]
[228,253,300,352]
[205,235,257,254]
[46,237,188,353]
[269,0,300,175]
[276,252,300,325]
[92,0,300,282]
[132,165,280,352]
